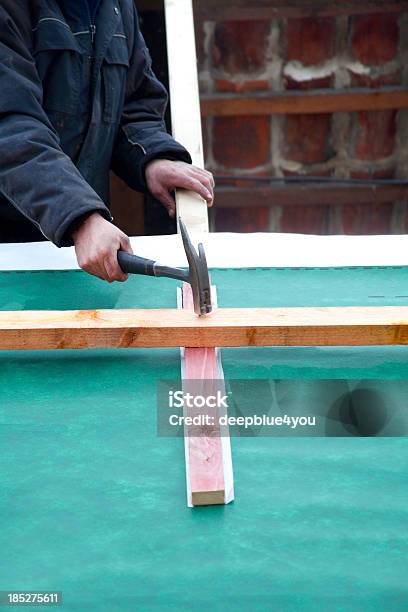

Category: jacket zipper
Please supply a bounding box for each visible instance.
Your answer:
[90,24,96,45]
[84,1,96,46]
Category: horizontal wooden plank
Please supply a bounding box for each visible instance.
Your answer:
[214,183,408,207]
[137,0,408,18]
[195,0,408,20]
[1,307,408,349]
[195,3,408,20]
[201,87,408,117]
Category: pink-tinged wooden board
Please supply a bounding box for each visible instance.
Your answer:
[179,284,234,507]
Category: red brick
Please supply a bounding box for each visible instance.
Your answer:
[336,169,395,234]
[212,20,271,74]
[284,114,332,164]
[282,168,332,178]
[213,116,270,169]
[216,170,270,188]
[216,207,270,232]
[215,79,269,93]
[279,204,329,234]
[352,14,400,66]
[340,203,393,234]
[284,75,333,90]
[278,169,331,234]
[354,110,396,160]
[285,17,336,65]
[350,168,395,180]
[403,211,408,234]
[350,71,401,89]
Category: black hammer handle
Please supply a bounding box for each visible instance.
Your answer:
[117,250,189,283]
[117,251,156,276]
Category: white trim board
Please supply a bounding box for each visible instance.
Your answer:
[3,233,408,271]
[164,0,209,234]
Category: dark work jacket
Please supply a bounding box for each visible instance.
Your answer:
[0,0,191,246]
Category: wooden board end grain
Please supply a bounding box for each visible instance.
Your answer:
[179,284,234,507]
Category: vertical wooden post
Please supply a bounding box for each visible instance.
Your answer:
[164,0,209,233]
[165,0,234,505]
[179,285,234,507]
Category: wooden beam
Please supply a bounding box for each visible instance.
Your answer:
[201,87,408,118]
[194,0,408,20]
[164,0,217,509]
[180,285,234,507]
[164,0,209,233]
[138,0,408,18]
[214,183,408,208]
[2,306,408,350]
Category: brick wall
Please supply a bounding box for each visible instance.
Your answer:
[196,11,408,234]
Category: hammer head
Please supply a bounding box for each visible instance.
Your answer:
[179,218,212,316]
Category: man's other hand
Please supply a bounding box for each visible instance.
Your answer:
[72,213,133,282]
[145,160,214,217]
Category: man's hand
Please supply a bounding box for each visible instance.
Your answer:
[72,212,133,282]
[145,160,214,217]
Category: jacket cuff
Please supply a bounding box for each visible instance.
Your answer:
[129,143,192,191]
[55,204,112,248]
[113,131,192,193]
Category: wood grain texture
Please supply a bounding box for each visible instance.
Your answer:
[182,284,226,506]
[214,183,408,208]
[201,88,408,118]
[137,0,408,18]
[180,285,234,507]
[164,0,209,233]
[194,0,408,20]
[2,306,408,349]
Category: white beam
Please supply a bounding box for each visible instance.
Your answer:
[164,0,209,233]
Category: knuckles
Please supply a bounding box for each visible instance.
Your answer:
[78,249,107,271]
[78,258,93,271]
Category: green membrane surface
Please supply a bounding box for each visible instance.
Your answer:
[1,267,407,610]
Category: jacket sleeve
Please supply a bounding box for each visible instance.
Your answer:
[0,7,111,247]
[111,8,192,192]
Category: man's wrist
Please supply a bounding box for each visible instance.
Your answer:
[71,211,102,241]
